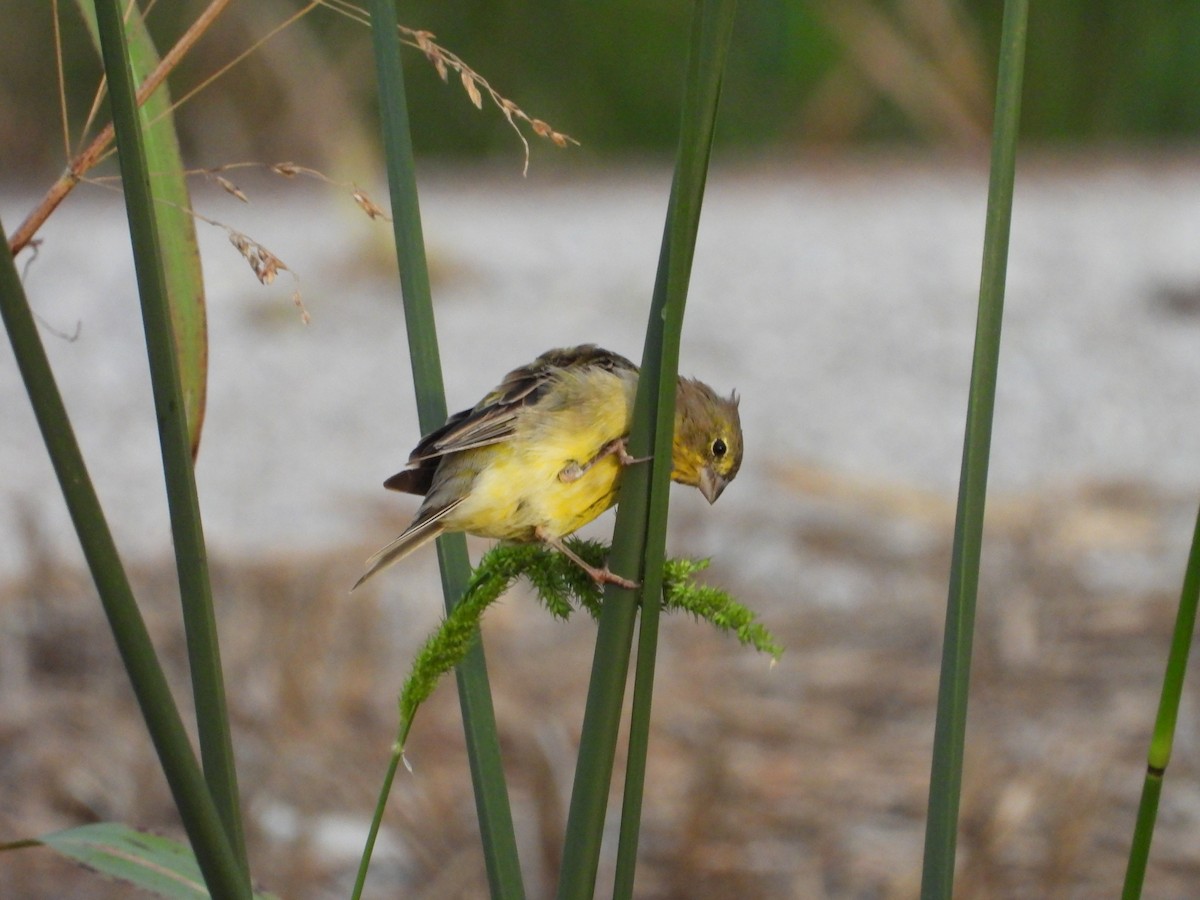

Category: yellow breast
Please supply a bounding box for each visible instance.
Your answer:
[440,364,635,541]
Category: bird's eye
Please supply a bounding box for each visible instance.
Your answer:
[712,438,727,457]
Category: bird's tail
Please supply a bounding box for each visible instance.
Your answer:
[353,517,445,591]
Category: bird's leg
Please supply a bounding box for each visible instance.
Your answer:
[558,437,651,484]
[536,529,640,589]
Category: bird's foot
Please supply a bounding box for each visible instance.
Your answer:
[536,529,640,589]
[558,438,651,483]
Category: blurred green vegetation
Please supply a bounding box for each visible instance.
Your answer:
[3,0,1200,180]
[978,0,1200,139]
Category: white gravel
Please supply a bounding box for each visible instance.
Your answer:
[3,154,1200,579]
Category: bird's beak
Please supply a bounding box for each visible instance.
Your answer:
[697,466,727,505]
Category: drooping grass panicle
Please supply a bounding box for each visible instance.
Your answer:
[663,557,783,660]
[395,540,780,752]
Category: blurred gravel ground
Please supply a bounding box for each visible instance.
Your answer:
[4,153,1200,575]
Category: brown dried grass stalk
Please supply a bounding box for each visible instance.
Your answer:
[10,0,574,257]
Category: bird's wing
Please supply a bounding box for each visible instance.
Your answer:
[383,346,637,496]
[409,345,637,464]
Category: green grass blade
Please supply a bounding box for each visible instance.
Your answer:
[74,0,209,458]
[919,0,1029,896]
[362,2,524,897]
[0,218,248,898]
[91,0,247,878]
[1122,502,1200,898]
[556,2,736,896]
[614,1,737,897]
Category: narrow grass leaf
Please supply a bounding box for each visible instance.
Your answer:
[27,823,277,900]
[920,0,1028,896]
[74,0,209,458]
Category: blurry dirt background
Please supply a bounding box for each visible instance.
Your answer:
[3,476,1199,898]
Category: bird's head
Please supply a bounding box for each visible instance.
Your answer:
[670,378,743,504]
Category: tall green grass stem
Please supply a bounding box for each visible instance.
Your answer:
[363,1,524,897]
[92,0,247,876]
[0,219,248,898]
[1123,776,1164,899]
[556,1,736,896]
[1122,502,1200,898]
[919,0,1028,896]
[614,1,737,897]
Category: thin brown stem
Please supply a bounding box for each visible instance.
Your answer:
[9,0,236,256]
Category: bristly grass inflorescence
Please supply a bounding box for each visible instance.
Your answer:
[395,539,781,750]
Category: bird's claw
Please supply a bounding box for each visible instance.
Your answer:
[608,437,651,467]
[536,528,640,589]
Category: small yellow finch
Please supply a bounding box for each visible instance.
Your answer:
[355,345,742,589]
